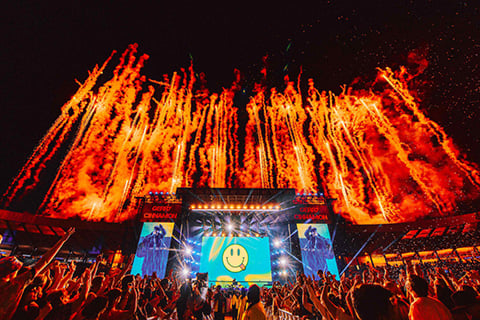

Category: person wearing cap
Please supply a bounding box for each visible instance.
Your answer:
[0,227,75,320]
[303,226,334,275]
[136,224,167,276]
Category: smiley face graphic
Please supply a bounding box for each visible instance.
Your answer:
[222,244,248,272]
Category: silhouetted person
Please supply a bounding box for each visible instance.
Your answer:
[407,274,453,320]
[245,284,266,320]
[213,285,226,320]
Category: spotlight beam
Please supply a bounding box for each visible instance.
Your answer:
[330,214,339,244]
[243,188,255,206]
[262,190,284,207]
[340,224,382,275]
[284,229,298,242]
[381,232,407,253]
[283,249,303,265]
[214,189,228,206]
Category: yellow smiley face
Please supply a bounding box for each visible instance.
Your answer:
[222,244,248,273]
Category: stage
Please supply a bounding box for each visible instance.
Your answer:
[130,188,339,286]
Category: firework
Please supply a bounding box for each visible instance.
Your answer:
[3,46,479,223]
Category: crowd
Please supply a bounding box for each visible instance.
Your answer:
[1,228,480,320]
[263,260,480,320]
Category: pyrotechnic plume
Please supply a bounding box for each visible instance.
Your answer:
[2,45,479,223]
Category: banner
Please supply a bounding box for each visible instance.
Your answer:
[293,197,330,222]
[141,203,181,221]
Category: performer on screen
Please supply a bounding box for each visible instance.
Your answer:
[136,224,167,276]
[303,225,334,274]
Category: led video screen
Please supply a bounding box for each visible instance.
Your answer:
[297,223,339,279]
[199,237,272,286]
[131,222,174,277]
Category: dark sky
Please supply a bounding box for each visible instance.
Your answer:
[1,1,479,199]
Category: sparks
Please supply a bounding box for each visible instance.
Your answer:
[2,46,479,224]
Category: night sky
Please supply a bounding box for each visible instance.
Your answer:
[1,1,479,202]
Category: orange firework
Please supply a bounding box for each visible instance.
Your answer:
[2,46,479,223]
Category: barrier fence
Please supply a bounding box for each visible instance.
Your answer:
[278,309,300,320]
[266,308,300,320]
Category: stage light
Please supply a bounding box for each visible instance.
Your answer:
[185,246,192,256]
[191,205,196,209]
[279,257,287,266]
[182,268,190,277]
[250,205,254,209]
[256,205,260,209]
[227,224,233,231]
[281,270,287,277]
[273,239,282,248]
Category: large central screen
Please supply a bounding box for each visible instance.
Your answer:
[199,237,272,286]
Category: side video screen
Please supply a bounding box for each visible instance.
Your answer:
[297,223,339,279]
[131,222,174,277]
